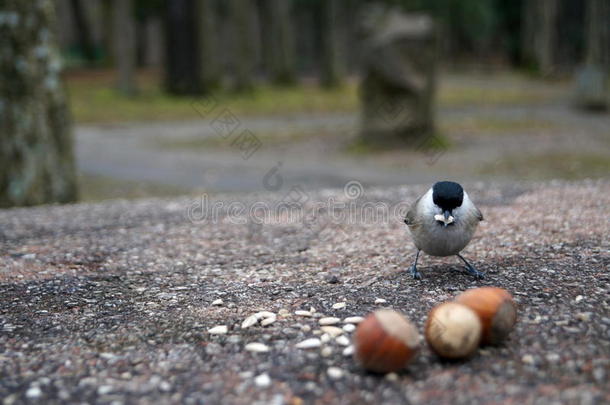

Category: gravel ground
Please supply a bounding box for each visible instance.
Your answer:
[0,180,609,404]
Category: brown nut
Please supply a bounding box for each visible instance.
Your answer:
[354,309,420,373]
[425,302,482,359]
[455,287,517,345]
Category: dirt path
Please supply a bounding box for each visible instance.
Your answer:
[75,89,610,197]
[1,180,609,404]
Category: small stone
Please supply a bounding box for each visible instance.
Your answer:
[546,353,560,363]
[327,367,344,380]
[278,309,290,316]
[241,315,259,329]
[319,317,341,326]
[211,299,223,306]
[295,310,312,317]
[321,326,344,337]
[254,373,271,388]
[342,345,354,356]
[301,325,311,332]
[522,354,535,365]
[342,324,356,333]
[245,343,270,353]
[295,338,322,349]
[374,298,387,304]
[320,333,331,344]
[255,311,276,319]
[208,325,228,335]
[321,347,333,357]
[574,295,584,303]
[26,387,42,399]
[97,386,113,395]
[335,335,350,346]
[310,307,317,313]
[385,373,399,382]
[343,316,364,324]
[261,316,277,326]
[576,312,592,322]
[332,302,346,310]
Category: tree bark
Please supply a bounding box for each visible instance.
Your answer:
[261,0,296,85]
[537,0,558,76]
[69,0,97,63]
[164,0,202,95]
[0,0,77,207]
[229,0,255,91]
[114,0,137,95]
[196,0,221,91]
[585,0,610,68]
[319,0,343,88]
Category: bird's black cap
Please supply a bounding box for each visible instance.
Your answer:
[432,181,464,211]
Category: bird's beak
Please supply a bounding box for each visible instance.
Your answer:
[443,210,451,227]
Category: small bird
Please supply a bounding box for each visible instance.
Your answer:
[404,181,484,279]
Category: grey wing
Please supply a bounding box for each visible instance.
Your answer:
[403,196,421,226]
[475,206,484,221]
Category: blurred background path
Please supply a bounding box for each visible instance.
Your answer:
[75,73,610,199]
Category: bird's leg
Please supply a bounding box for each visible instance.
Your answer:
[409,250,422,279]
[456,254,484,279]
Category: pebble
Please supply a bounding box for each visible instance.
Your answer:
[335,335,350,346]
[319,317,341,326]
[254,373,271,388]
[522,354,535,365]
[301,325,311,332]
[344,316,364,324]
[261,316,277,326]
[342,324,356,333]
[211,299,223,306]
[327,367,344,380]
[321,326,344,337]
[385,373,399,382]
[321,347,333,357]
[342,345,354,356]
[255,311,276,319]
[546,353,560,363]
[310,307,317,313]
[375,298,387,304]
[245,343,270,353]
[295,310,312,317]
[278,309,290,316]
[332,302,346,310]
[295,338,322,349]
[576,312,592,322]
[320,333,331,344]
[97,385,113,395]
[574,295,584,303]
[26,386,42,399]
[241,315,259,329]
[208,325,228,335]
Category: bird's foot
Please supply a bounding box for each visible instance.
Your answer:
[464,265,485,279]
[409,265,422,280]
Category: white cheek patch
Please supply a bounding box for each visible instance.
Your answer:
[434,214,455,225]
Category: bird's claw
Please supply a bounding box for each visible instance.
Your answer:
[464,265,485,279]
[410,265,422,280]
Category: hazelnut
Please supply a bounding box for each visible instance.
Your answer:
[425,302,482,359]
[354,309,420,373]
[455,287,517,345]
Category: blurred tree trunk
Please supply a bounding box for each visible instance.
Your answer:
[69,0,96,63]
[585,0,610,68]
[537,0,558,76]
[114,0,137,95]
[0,0,77,207]
[101,0,114,66]
[261,0,296,85]
[319,0,343,88]
[521,0,559,75]
[229,0,255,91]
[164,0,202,94]
[197,0,221,90]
